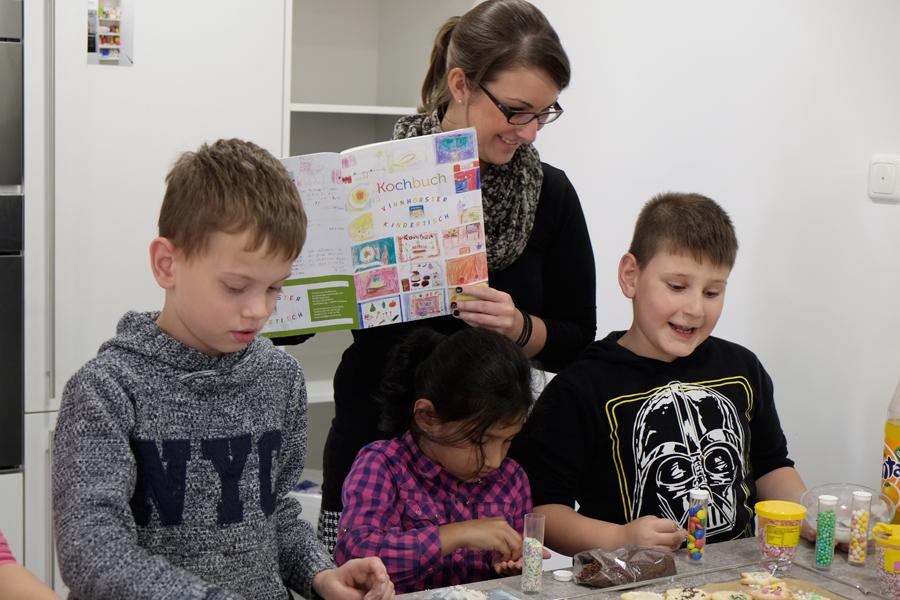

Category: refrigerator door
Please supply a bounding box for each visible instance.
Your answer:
[0,0,22,40]
[0,254,23,469]
[0,38,23,186]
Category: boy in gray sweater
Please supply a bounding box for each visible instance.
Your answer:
[52,139,394,600]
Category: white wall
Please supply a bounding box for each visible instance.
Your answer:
[532,0,900,491]
[53,0,288,401]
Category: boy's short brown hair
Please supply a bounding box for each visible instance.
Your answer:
[629,192,738,268]
[158,138,306,261]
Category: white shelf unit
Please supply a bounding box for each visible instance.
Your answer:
[285,0,473,156]
[283,0,473,401]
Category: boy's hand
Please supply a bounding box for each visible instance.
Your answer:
[623,515,686,551]
[492,546,550,575]
[440,517,523,560]
[801,519,817,543]
[312,557,394,600]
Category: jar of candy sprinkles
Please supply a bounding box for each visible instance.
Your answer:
[849,490,872,565]
[873,523,900,600]
[815,494,838,570]
[687,489,709,561]
[755,500,806,563]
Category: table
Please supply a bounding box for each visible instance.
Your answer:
[397,538,886,600]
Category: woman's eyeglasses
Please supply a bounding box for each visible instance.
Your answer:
[477,83,564,125]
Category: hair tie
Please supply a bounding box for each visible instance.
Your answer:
[515,308,533,347]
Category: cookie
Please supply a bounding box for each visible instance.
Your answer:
[665,588,710,600]
[712,591,751,600]
[739,572,782,586]
[751,583,791,600]
[621,592,665,600]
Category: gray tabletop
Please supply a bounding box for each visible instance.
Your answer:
[397,538,886,600]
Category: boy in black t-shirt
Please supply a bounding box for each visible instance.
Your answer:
[510,192,807,555]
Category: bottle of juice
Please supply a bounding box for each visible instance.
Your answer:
[883,380,900,523]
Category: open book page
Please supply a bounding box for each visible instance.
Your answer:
[262,128,486,337]
[264,153,358,337]
[343,128,487,329]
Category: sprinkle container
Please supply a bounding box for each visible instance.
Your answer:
[848,490,872,565]
[814,494,837,570]
[873,523,900,599]
[521,512,545,593]
[686,489,709,561]
[755,500,806,563]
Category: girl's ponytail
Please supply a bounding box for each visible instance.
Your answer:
[376,329,445,437]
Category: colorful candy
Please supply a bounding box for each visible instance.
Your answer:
[754,501,806,564]
[687,490,709,561]
[521,536,543,592]
[877,545,900,599]
[848,490,872,565]
[814,494,837,570]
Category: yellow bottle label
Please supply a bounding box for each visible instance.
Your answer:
[884,548,900,573]
[883,420,900,524]
[765,524,800,547]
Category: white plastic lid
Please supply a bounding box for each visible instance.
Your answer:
[552,570,573,582]
[689,489,710,501]
[817,494,838,507]
[853,490,873,500]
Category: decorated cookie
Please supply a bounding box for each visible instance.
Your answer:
[739,572,782,587]
[751,582,791,600]
[433,586,487,600]
[711,591,751,600]
[620,592,665,600]
[664,588,710,600]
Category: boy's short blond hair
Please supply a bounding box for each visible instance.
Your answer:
[158,138,306,261]
[629,192,738,268]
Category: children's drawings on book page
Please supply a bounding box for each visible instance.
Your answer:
[263,128,487,337]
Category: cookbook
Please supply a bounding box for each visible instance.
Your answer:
[262,128,487,338]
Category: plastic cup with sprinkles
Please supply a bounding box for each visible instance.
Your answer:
[755,500,806,566]
[814,494,838,569]
[521,513,545,593]
[874,523,900,599]
[686,489,709,561]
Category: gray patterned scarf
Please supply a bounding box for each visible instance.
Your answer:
[393,110,543,272]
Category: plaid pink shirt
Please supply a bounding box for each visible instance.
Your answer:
[335,431,532,593]
[0,530,15,565]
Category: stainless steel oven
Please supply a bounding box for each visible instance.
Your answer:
[0,0,23,471]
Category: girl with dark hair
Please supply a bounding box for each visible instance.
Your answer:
[333,328,540,593]
[319,0,597,550]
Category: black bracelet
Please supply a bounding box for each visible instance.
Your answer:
[515,308,533,347]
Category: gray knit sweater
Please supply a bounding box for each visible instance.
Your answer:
[52,311,335,599]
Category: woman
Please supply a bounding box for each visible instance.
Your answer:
[318,0,597,552]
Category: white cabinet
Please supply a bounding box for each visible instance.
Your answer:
[23,411,67,593]
[285,0,474,157]
[0,471,23,563]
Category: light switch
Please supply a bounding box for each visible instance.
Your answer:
[869,155,900,202]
